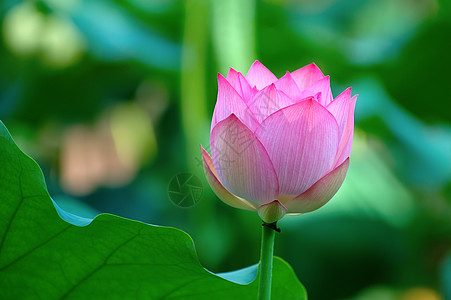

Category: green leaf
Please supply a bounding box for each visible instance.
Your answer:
[0,121,306,299]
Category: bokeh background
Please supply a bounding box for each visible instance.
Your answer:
[1,0,450,299]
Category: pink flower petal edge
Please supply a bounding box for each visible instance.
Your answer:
[248,83,293,123]
[274,71,301,101]
[210,114,279,204]
[326,87,352,140]
[255,98,340,195]
[298,75,333,106]
[333,95,357,167]
[226,68,242,94]
[201,145,256,211]
[245,60,278,90]
[290,63,325,91]
[283,158,350,213]
[212,73,259,132]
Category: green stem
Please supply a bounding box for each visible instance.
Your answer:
[258,223,276,300]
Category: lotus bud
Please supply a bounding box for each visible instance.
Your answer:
[201,61,357,223]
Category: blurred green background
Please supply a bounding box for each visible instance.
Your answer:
[1,0,450,299]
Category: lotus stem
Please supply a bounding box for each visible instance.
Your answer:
[258,222,276,300]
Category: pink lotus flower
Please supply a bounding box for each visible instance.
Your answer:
[201,61,357,223]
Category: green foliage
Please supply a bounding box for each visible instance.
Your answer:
[0,121,306,299]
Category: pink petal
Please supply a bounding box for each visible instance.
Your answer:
[212,74,259,131]
[298,76,333,106]
[326,87,352,140]
[226,68,253,101]
[245,60,278,90]
[255,99,340,195]
[333,95,357,167]
[238,73,256,103]
[201,146,256,211]
[291,63,326,91]
[274,72,302,101]
[247,84,293,123]
[210,114,279,205]
[284,158,350,213]
[226,68,241,91]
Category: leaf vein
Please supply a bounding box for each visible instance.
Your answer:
[0,168,24,258]
[0,224,71,270]
[59,228,143,299]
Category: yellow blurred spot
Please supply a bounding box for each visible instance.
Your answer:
[3,2,85,67]
[40,15,85,67]
[401,287,442,300]
[110,102,157,170]
[3,2,44,55]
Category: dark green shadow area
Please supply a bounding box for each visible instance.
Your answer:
[0,121,306,299]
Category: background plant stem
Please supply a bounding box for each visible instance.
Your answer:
[258,224,276,300]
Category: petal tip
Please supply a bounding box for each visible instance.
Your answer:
[304,62,324,74]
[218,72,226,80]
